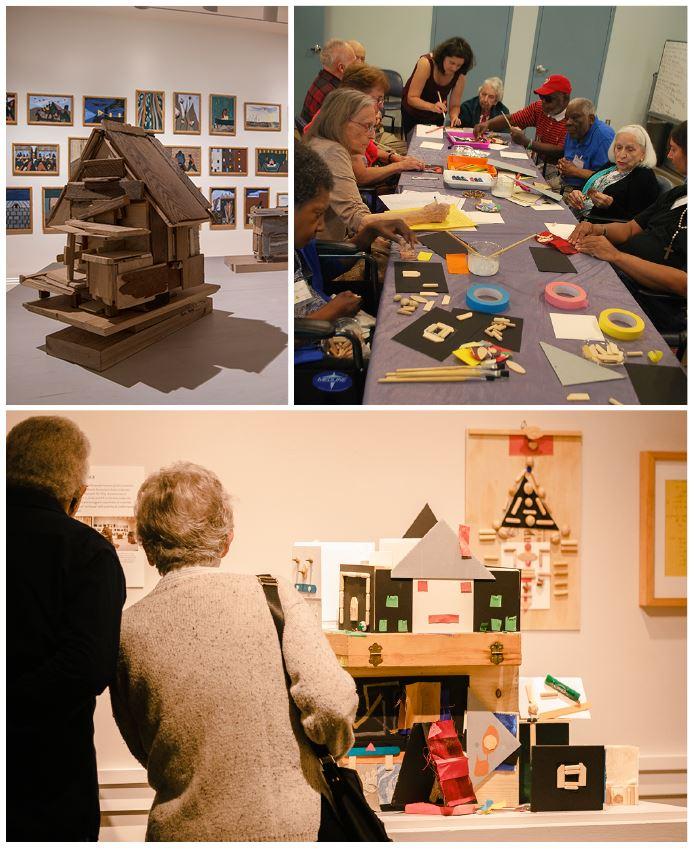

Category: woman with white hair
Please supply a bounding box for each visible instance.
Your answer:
[110,462,358,841]
[458,76,509,128]
[566,125,659,222]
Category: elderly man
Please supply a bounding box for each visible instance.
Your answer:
[347,39,366,64]
[458,76,509,127]
[7,416,126,841]
[474,73,572,163]
[300,38,357,123]
[558,98,615,189]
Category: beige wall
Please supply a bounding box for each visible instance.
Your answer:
[6,6,288,279]
[6,409,686,780]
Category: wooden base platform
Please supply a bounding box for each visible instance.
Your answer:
[224,254,288,273]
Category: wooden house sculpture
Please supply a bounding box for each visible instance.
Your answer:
[20,120,219,370]
[252,206,288,262]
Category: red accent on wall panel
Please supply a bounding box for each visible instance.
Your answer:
[418,580,428,592]
[460,581,472,593]
[428,614,460,624]
[508,435,554,456]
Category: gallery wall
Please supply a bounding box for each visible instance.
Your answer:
[6,6,288,279]
[6,408,686,806]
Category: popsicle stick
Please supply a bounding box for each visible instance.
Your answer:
[489,233,537,257]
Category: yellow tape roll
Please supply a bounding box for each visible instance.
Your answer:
[598,308,645,341]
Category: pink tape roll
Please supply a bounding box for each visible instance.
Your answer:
[544,281,588,310]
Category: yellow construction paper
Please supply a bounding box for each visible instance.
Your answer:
[397,205,477,231]
[417,251,433,262]
[665,479,687,577]
[453,347,480,366]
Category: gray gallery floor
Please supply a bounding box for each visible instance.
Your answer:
[7,257,288,405]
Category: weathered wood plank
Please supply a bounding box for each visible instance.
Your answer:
[119,263,180,298]
[65,219,150,237]
[73,195,130,221]
[81,249,146,266]
[65,182,125,202]
[81,157,126,178]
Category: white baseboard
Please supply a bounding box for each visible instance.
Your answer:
[7,276,20,291]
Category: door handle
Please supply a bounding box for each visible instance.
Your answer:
[310,43,322,54]
[535,64,548,74]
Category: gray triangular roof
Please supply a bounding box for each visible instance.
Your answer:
[391,520,494,580]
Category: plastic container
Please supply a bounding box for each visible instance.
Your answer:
[492,174,515,198]
[467,241,501,276]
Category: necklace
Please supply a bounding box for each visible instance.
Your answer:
[664,206,687,260]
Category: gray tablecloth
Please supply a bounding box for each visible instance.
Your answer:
[363,131,683,405]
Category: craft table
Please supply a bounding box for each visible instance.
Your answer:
[378,801,686,842]
[363,131,685,405]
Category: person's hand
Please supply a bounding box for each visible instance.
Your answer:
[568,220,596,244]
[575,234,620,262]
[355,217,415,250]
[432,100,447,115]
[588,190,613,208]
[450,114,462,128]
[473,121,488,139]
[397,155,425,172]
[327,291,362,319]
[565,190,585,210]
[509,126,530,147]
[557,158,581,178]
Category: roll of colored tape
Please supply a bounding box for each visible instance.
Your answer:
[544,281,588,310]
[466,284,510,314]
[598,308,645,341]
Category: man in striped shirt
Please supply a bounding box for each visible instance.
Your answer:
[473,74,572,163]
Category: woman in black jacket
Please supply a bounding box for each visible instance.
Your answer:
[566,124,659,222]
[458,77,509,128]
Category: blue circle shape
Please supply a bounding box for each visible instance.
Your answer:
[466,284,510,314]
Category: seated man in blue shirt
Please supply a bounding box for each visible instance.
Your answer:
[558,98,615,190]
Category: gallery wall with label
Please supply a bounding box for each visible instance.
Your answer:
[6,6,288,278]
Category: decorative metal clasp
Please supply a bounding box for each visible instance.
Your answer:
[368,642,383,667]
[490,641,504,665]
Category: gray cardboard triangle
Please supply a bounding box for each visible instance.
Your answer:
[403,503,438,538]
[391,520,494,580]
[540,342,625,387]
[466,710,521,788]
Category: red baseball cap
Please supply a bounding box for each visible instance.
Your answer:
[534,75,572,96]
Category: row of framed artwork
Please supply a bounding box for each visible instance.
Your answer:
[7,92,281,135]
[11,140,289,178]
[7,186,289,235]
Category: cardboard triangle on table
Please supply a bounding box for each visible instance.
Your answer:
[466,710,522,789]
[403,503,438,538]
[392,520,494,580]
[540,342,625,387]
[502,476,558,530]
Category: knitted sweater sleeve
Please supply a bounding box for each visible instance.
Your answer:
[277,579,358,758]
[109,633,149,768]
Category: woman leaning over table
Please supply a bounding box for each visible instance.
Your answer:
[566,125,659,223]
[400,36,475,137]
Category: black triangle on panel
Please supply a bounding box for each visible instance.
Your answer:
[403,503,438,538]
[501,473,558,531]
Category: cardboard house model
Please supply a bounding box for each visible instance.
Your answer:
[21,120,213,316]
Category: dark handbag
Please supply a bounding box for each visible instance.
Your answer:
[257,575,391,842]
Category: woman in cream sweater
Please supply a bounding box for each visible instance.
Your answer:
[110,462,358,841]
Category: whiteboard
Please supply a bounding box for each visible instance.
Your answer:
[649,40,687,122]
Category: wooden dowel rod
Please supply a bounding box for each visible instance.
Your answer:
[489,233,536,257]
[379,375,490,383]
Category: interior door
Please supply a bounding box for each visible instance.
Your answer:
[526,7,615,107]
[294,7,325,119]
[430,7,513,101]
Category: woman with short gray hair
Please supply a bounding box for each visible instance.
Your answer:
[110,462,358,841]
[458,75,509,128]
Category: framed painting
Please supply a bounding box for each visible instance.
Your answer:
[256,147,288,176]
[166,145,201,176]
[68,137,89,179]
[135,89,165,133]
[27,93,73,125]
[12,143,60,176]
[42,185,64,233]
[83,96,126,126]
[243,186,270,228]
[209,94,236,135]
[7,187,33,234]
[7,92,17,124]
[244,101,281,132]
[276,191,288,207]
[209,187,237,229]
[173,91,201,134]
[639,451,686,608]
[209,146,248,176]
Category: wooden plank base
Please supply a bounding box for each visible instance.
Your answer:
[45,298,213,371]
[224,254,288,273]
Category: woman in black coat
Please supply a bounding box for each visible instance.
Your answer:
[458,76,509,127]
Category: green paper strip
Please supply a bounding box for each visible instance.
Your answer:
[480,622,489,632]
[379,619,388,632]
[490,595,502,608]
[491,618,502,631]
[385,595,399,608]
[397,619,408,632]
[505,615,517,631]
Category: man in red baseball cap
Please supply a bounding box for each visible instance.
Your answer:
[473,74,572,166]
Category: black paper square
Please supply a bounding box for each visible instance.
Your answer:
[519,721,569,803]
[625,363,687,405]
[530,745,605,812]
[391,307,468,361]
[415,231,470,259]
[394,260,449,293]
[529,246,577,274]
[473,568,521,632]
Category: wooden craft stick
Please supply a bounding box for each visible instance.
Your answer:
[488,233,537,258]
[502,112,513,130]
[392,364,500,374]
[538,702,590,722]
[379,375,493,384]
[447,232,481,255]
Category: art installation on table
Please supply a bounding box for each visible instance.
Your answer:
[83,96,127,126]
[173,92,201,134]
[18,120,218,371]
[7,91,17,124]
[6,187,32,235]
[256,147,288,176]
[210,146,248,176]
[466,425,582,630]
[251,207,288,261]
[209,93,236,135]
[243,187,270,228]
[42,186,64,234]
[135,89,165,133]
[27,93,73,125]
[12,143,59,176]
[166,145,202,176]
[209,188,236,230]
[244,101,281,131]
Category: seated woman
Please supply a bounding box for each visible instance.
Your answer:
[458,77,509,128]
[401,37,475,137]
[566,125,659,222]
[110,462,358,841]
[304,88,448,244]
[570,121,686,335]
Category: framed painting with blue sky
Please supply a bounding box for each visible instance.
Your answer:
[83,96,127,126]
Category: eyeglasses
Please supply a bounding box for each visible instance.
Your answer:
[350,119,377,134]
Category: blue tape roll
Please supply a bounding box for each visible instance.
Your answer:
[466,284,510,314]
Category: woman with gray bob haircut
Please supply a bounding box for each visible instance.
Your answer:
[111,461,358,842]
[458,75,509,128]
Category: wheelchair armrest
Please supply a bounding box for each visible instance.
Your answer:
[294,319,335,340]
[315,240,362,257]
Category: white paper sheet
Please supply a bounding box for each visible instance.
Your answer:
[416,124,443,138]
[532,202,564,211]
[420,141,444,150]
[500,150,532,160]
[550,313,605,341]
[488,143,507,150]
[379,191,464,211]
[465,211,505,224]
[520,676,591,720]
[545,222,577,239]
